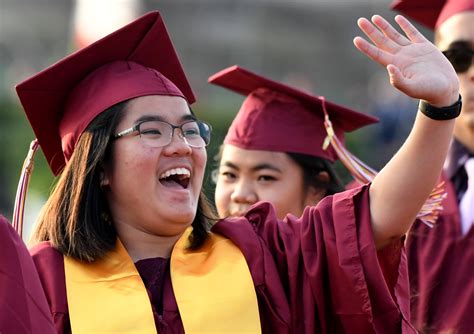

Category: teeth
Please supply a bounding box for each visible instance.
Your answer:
[159,167,191,179]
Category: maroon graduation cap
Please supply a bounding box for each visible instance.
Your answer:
[208,65,377,162]
[391,0,474,29]
[16,11,195,176]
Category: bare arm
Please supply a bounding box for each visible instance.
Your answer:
[354,15,459,249]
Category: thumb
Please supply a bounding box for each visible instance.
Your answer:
[387,64,405,89]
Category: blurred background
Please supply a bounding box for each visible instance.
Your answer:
[0,0,432,239]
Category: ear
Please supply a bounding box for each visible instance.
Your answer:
[304,171,330,206]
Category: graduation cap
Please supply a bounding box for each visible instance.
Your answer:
[12,11,194,237]
[208,65,377,162]
[391,0,474,29]
[16,11,195,176]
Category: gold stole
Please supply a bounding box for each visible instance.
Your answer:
[64,228,261,333]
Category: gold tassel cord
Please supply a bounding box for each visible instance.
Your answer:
[13,139,39,237]
[320,98,446,228]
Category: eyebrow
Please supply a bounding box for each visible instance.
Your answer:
[221,161,282,173]
[134,113,196,124]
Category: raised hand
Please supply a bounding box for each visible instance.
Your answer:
[354,15,459,107]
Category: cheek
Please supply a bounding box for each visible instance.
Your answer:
[273,182,306,212]
[109,146,158,183]
[198,149,208,164]
[264,191,288,208]
[193,149,207,174]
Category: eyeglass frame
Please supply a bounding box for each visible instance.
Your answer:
[112,118,212,148]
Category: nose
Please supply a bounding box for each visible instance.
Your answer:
[162,129,192,156]
[230,179,258,205]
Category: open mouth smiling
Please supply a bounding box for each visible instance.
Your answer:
[159,167,191,189]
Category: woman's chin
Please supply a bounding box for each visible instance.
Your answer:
[163,211,197,229]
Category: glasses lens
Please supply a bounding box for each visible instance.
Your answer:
[181,121,211,148]
[138,121,172,147]
[443,48,472,73]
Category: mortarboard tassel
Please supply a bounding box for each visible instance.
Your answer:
[12,139,39,238]
[320,97,446,228]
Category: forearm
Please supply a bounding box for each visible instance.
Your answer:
[352,14,461,249]
[370,95,457,249]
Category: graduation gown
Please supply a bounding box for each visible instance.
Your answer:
[0,215,55,334]
[407,174,474,333]
[30,185,414,333]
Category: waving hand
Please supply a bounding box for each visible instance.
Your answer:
[354,15,459,107]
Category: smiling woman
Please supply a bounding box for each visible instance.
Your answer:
[13,9,462,334]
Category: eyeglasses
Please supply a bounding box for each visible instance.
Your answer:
[113,119,212,148]
[442,46,474,73]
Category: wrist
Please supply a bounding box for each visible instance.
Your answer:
[418,94,462,121]
[426,90,460,108]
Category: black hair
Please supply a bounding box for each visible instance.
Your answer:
[286,152,344,196]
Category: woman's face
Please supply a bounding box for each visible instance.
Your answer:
[215,144,321,219]
[103,95,207,237]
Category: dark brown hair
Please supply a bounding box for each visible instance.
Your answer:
[31,101,214,262]
[286,152,344,196]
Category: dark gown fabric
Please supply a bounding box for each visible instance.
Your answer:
[0,215,55,334]
[407,174,474,334]
[30,185,414,333]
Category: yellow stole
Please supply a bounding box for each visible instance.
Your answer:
[64,228,261,333]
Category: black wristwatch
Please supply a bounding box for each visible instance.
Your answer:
[418,94,462,120]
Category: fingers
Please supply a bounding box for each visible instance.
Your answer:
[394,15,428,43]
[357,17,400,53]
[353,36,393,66]
[371,15,410,46]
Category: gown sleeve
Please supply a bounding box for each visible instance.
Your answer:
[30,241,71,334]
[213,184,415,333]
[0,215,56,334]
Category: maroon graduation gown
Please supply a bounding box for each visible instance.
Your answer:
[30,185,414,333]
[0,215,55,334]
[407,174,474,333]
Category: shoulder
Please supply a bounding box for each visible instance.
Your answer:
[30,241,65,281]
[30,241,64,262]
[30,241,69,315]
[312,183,371,221]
